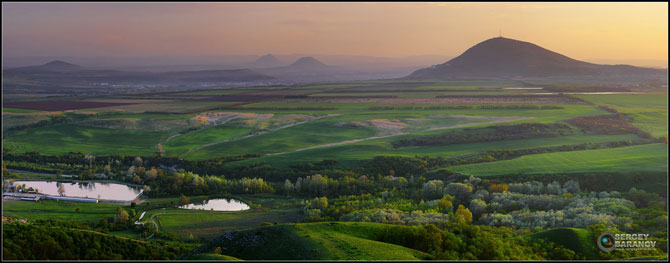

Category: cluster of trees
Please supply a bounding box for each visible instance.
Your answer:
[373,223,581,260]
[625,187,666,208]
[1,152,261,180]
[422,180,474,208]
[481,205,631,229]
[507,180,581,195]
[2,222,190,260]
[391,123,574,148]
[286,175,662,236]
[469,181,640,229]
[358,156,431,178]
[301,193,455,222]
[143,170,273,197]
[479,140,640,162]
[278,172,665,236]
[339,209,451,226]
[4,160,82,175]
[279,173,415,199]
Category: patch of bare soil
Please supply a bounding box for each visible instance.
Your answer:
[191,112,274,125]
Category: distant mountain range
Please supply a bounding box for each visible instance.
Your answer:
[5,60,82,72]
[6,38,665,86]
[3,61,274,83]
[406,37,667,79]
[2,54,451,71]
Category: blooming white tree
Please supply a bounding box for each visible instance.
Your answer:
[469,199,487,218]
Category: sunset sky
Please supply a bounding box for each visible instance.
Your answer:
[2,2,668,66]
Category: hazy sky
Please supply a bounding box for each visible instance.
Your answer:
[2,2,668,64]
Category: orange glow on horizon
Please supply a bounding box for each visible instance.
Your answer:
[2,2,667,66]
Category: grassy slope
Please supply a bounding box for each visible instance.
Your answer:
[2,199,121,222]
[182,116,378,160]
[227,134,641,168]
[3,123,165,155]
[527,228,599,259]
[194,222,430,260]
[163,125,254,156]
[184,104,607,161]
[451,143,668,176]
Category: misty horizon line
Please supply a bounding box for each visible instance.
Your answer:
[3,54,668,70]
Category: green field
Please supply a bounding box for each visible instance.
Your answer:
[575,94,668,113]
[142,194,305,239]
[228,133,643,168]
[576,94,668,137]
[2,123,165,155]
[451,143,668,176]
[2,199,122,223]
[164,125,254,156]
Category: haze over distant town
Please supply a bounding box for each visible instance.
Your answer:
[2,2,668,68]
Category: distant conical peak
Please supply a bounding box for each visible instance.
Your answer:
[255,54,281,65]
[290,57,326,67]
[258,54,277,59]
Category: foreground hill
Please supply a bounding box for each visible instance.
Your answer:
[184,222,430,260]
[407,37,666,79]
[2,223,191,260]
[183,221,589,260]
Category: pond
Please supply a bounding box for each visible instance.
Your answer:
[178,198,250,211]
[8,180,143,201]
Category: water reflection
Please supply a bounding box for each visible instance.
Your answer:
[178,198,249,211]
[9,180,142,201]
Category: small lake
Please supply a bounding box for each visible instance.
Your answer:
[8,180,143,201]
[178,198,250,211]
